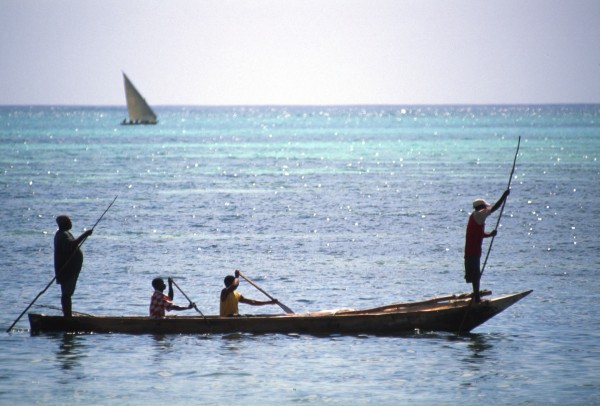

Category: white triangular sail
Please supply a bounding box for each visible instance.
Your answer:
[122,73,157,124]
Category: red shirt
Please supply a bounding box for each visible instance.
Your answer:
[464,209,490,257]
[149,290,174,318]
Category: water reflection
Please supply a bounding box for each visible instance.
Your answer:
[465,333,494,359]
[416,331,497,365]
[220,333,245,354]
[150,335,176,377]
[55,333,85,371]
[436,332,496,356]
[151,334,174,356]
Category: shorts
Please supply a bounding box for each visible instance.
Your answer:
[464,256,481,283]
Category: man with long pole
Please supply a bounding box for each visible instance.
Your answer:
[6,196,117,333]
[464,136,520,303]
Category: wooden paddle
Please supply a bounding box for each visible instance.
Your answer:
[238,271,294,314]
[6,195,118,333]
[169,278,206,319]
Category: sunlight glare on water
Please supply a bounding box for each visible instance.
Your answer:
[1,105,599,405]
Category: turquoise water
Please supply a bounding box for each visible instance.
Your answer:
[1,105,599,404]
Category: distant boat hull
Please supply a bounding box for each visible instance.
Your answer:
[120,119,158,126]
[28,290,532,336]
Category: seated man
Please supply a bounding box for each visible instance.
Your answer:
[220,270,278,316]
[150,277,194,318]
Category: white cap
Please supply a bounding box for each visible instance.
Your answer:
[472,199,490,209]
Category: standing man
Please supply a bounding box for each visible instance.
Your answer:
[464,189,510,302]
[54,215,93,317]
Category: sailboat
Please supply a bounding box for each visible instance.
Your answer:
[121,72,158,125]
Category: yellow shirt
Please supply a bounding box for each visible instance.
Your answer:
[220,291,241,317]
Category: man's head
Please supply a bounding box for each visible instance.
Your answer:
[224,275,236,287]
[472,199,490,211]
[56,215,72,230]
[152,277,166,291]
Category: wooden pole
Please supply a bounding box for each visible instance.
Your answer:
[480,136,520,279]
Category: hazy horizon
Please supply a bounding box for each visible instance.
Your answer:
[2,0,599,106]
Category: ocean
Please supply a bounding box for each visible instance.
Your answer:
[1,105,598,405]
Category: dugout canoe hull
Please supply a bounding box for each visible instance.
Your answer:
[28,290,532,336]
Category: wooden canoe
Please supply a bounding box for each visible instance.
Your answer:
[28,290,532,336]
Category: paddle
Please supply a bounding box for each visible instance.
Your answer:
[6,195,118,333]
[169,278,206,319]
[238,271,294,314]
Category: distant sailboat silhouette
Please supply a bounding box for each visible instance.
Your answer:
[121,72,157,125]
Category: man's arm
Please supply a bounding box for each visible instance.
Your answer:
[491,189,510,213]
[484,229,498,238]
[163,286,194,312]
[171,303,194,311]
[75,229,93,245]
[239,296,278,306]
[168,278,175,301]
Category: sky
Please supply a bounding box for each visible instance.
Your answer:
[1,0,599,106]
